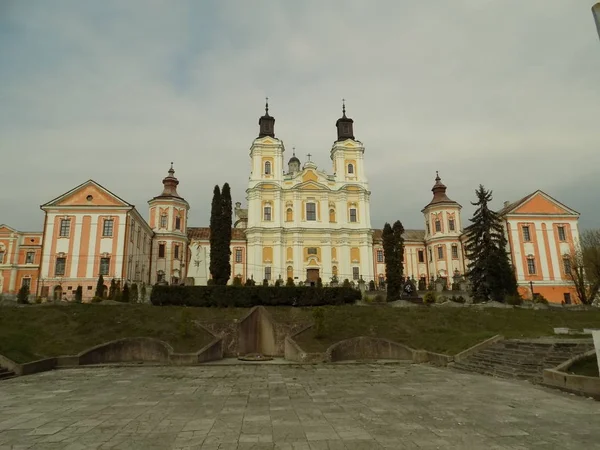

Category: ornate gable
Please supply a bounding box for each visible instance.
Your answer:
[509,191,579,216]
[42,180,131,208]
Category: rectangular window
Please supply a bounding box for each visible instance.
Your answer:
[418,250,424,263]
[26,251,35,264]
[137,229,141,248]
[99,257,110,276]
[307,247,318,255]
[558,226,566,242]
[59,219,70,237]
[158,243,165,258]
[264,267,271,281]
[563,293,571,304]
[130,222,135,241]
[452,245,458,259]
[174,245,179,260]
[21,277,31,289]
[306,202,316,221]
[264,206,271,221]
[449,219,455,231]
[527,257,536,275]
[377,249,384,263]
[103,219,114,237]
[563,258,572,275]
[349,208,357,223]
[352,267,360,281]
[435,220,441,233]
[55,257,66,276]
[160,215,168,228]
[437,246,444,259]
[0,251,4,263]
[235,248,242,263]
[429,248,432,260]
[175,216,181,230]
[426,223,430,234]
[523,225,531,242]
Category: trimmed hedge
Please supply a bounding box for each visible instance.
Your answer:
[150,285,361,307]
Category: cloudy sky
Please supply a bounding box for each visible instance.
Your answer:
[1,1,599,232]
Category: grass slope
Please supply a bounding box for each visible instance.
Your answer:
[293,306,600,355]
[568,356,599,377]
[0,304,246,363]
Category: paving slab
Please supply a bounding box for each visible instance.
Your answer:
[0,364,599,448]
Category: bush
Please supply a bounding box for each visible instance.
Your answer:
[262,279,269,287]
[245,278,256,286]
[369,280,375,291]
[423,291,436,305]
[130,283,139,303]
[342,279,351,288]
[312,307,326,338]
[140,283,147,302]
[316,277,323,288]
[91,296,103,303]
[506,294,523,306]
[374,293,385,303]
[232,276,243,287]
[17,285,30,304]
[35,296,43,304]
[122,283,130,303]
[286,277,295,287]
[274,278,282,287]
[533,293,548,304]
[450,295,465,304]
[150,285,362,307]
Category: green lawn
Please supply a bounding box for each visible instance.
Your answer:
[2,304,599,364]
[0,304,247,363]
[293,306,600,355]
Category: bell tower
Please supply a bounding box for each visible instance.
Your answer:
[330,101,367,186]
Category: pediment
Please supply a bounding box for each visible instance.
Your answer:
[0,224,17,234]
[511,191,578,216]
[42,180,131,208]
[296,180,331,191]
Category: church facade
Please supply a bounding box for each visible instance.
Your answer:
[0,104,583,303]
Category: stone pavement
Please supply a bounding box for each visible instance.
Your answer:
[0,364,599,449]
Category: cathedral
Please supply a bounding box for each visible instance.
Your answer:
[0,104,582,303]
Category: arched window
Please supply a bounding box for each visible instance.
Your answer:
[286,208,293,222]
[287,266,293,280]
[264,161,271,175]
[526,255,536,275]
[329,208,336,223]
[348,164,354,174]
[263,204,272,221]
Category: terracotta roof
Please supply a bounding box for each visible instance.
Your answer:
[187,227,246,241]
[372,228,425,243]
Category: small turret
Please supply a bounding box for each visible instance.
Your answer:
[335,99,355,142]
[258,98,275,138]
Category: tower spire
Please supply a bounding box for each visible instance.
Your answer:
[258,97,275,138]
[335,99,355,142]
[158,162,181,198]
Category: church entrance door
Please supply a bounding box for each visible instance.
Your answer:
[306,269,319,286]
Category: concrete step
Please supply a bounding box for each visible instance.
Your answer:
[0,371,16,380]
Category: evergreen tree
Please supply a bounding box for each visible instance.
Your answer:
[209,185,222,283]
[122,283,130,303]
[17,285,29,304]
[130,283,139,303]
[382,220,405,300]
[95,274,105,298]
[464,185,518,302]
[109,279,117,300]
[220,183,233,285]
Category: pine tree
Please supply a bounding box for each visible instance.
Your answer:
[464,185,518,302]
[382,220,405,301]
[95,274,105,298]
[209,185,222,284]
[220,183,233,285]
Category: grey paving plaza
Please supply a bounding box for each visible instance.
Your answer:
[0,364,599,449]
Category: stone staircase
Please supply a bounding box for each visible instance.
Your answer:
[451,339,594,383]
[0,366,16,381]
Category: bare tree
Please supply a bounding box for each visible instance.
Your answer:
[567,229,600,305]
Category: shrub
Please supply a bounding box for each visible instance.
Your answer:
[312,307,326,338]
[232,276,243,287]
[374,293,385,303]
[274,278,282,287]
[122,283,130,303]
[91,296,103,303]
[436,295,447,304]
[506,294,523,306]
[286,277,295,287]
[130,283,139,303]
[95,275,105,298]
[423,291,436,305]
[75,286,83,303]
[17,285,30,304]
[245,278,256,286]
[316,277,323,288]
[35,296,43,304]
[140,283,147,302]
[342,279,351,288]
[369,280,376,291]
[150,285,361,307]
[450,295,465,304]
[262,279,269,287]
[533,293,548,304]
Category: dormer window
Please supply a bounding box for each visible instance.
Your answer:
[264,161,271,175]
[347,164,354,174]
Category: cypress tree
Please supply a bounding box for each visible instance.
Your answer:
[95,274,105,298]
[209,185,222,283]
[382,220,405,300]
[220,183,233,285]
[122,283,130,303]
[464,185,518,302]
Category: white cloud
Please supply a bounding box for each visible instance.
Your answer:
[1,0,599,231]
